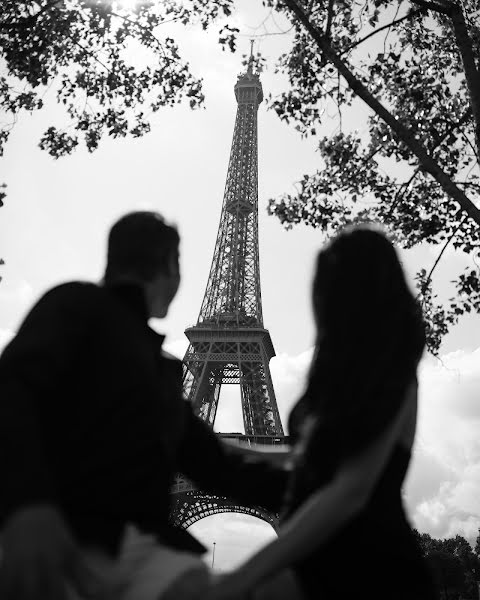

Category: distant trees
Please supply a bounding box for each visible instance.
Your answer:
[414,529,480,599]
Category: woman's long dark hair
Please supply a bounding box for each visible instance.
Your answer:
[296,225,425,469]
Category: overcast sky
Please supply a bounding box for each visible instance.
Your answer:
[1,0,479,570]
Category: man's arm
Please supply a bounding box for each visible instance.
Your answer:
[177,404,290,513]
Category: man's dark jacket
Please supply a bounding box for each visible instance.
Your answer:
[0,282,287,554]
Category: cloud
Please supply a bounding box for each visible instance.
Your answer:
[405,349,480,546]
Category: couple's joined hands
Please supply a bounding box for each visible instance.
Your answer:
[0,505,105,600]
[0,505,251,600]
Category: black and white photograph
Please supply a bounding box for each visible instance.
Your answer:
[0,1,479,599]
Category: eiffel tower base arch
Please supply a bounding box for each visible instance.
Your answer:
[171,489,279,532]
[170,434,287,532]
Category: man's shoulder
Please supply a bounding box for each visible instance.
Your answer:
[8,282,107,345]
[45,280,100,297]
[32,281,105,318]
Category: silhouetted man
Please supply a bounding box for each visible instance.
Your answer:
[0,212,287,599]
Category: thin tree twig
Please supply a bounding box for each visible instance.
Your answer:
[342,8,424,56]
[420,213,466,300]
[110,11,181,30]
[71,39,112,75]
[387,170,419,217]
[409,0,452,16]
[460,129,479,162]
[245,8,273,33]
[325,0,335,40]
[238,27,294,38]
[109,11,175,62]
[383,2,401,53]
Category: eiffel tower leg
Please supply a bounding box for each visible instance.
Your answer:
[203,369,222,426]
[184,359,223,428]
[261,354,283,435]
[240,359,283,436]
[183,343,207,405]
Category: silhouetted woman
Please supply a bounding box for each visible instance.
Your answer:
[209,225,437,600]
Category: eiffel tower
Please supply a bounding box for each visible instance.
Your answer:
[171,48,286,530]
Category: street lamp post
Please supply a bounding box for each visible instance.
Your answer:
[212,542,216,569]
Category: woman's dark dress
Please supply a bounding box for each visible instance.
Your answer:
[284,406,437,600]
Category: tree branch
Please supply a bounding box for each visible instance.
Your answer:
[449,3,480,157]
[280,0,480,227]
[420,213,466,300]
[409,0,452,16]
[325,0,335,40]
[71,39,113,75]
[342,8,424,57]
[110,10,181,31]
[387,170,419,217]
[109,11,169,61]
[460,129,479,163]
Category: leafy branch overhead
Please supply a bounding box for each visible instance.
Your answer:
[1,0,480,353]
[257,0,480,353]
[0,0,235,157]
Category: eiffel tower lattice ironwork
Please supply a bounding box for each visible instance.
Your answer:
[171,51,286,531]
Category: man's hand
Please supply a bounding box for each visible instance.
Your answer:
[0,505,101,600]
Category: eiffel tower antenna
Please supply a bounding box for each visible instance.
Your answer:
[248,38,254,73]
[170,53,287,530]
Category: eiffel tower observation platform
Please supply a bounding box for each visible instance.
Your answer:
[184,324,275,367]
[170,47,288,530]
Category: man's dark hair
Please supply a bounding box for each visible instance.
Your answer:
[104,211,179,283]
